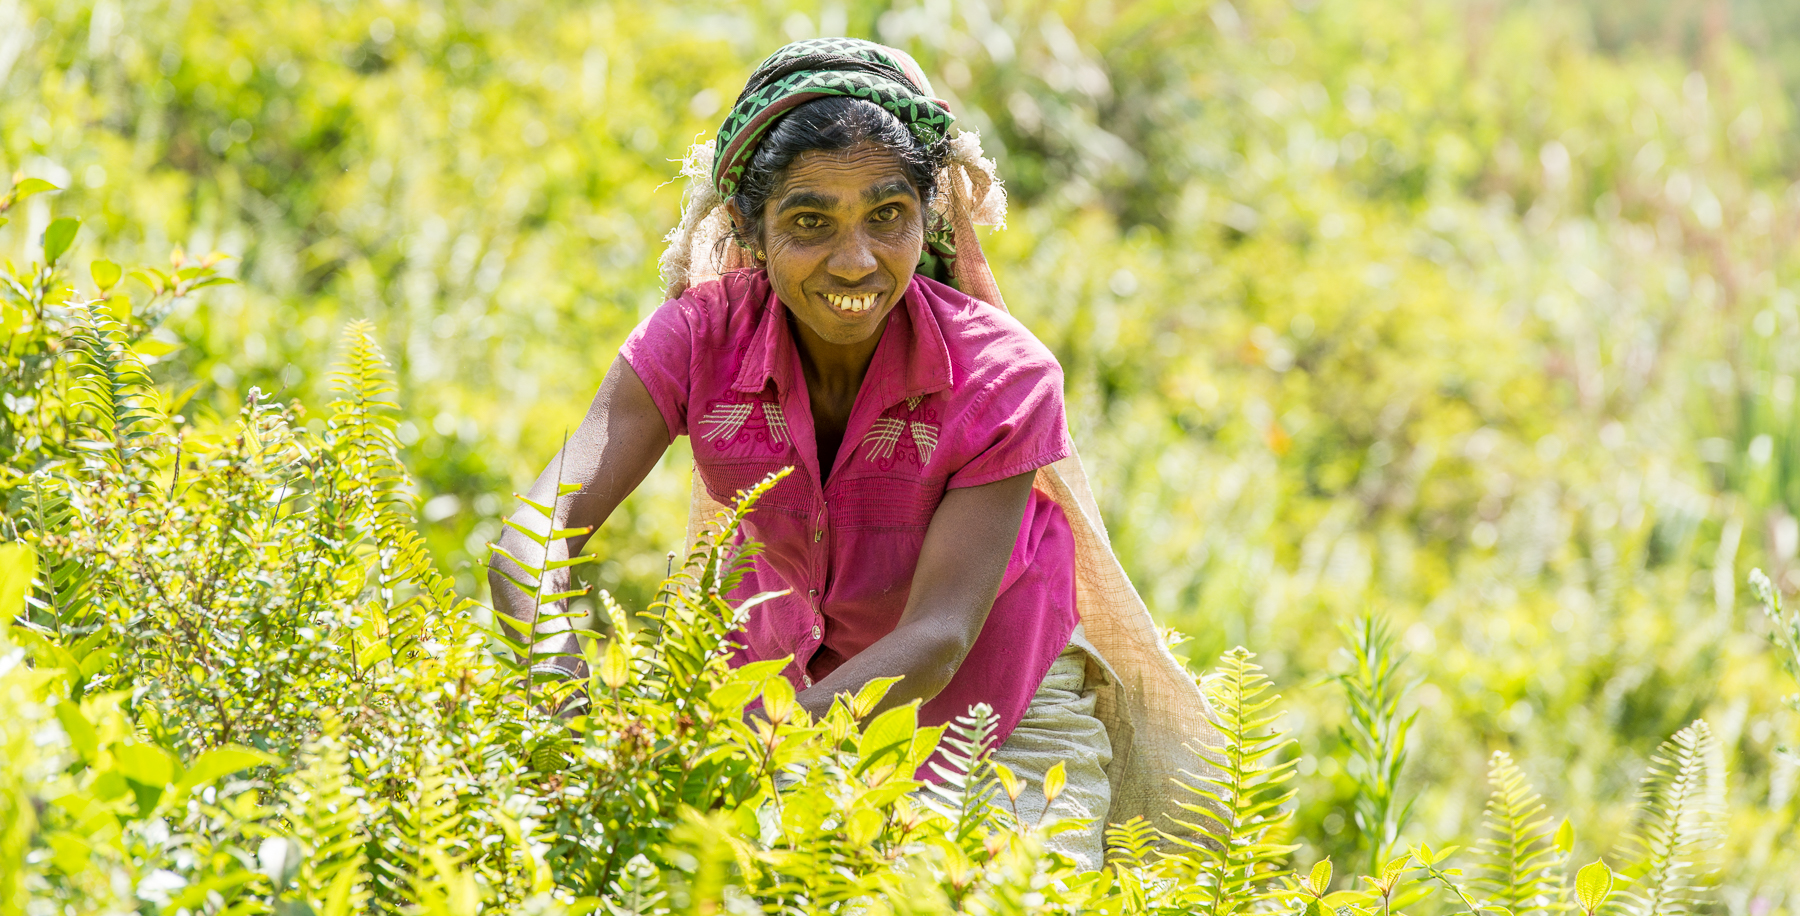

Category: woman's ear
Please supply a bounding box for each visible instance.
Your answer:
[723,199,757,250]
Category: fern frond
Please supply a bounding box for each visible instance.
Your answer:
[1609,719,1726,916]
[1105,815,1161,871]
[370,520,456,668]
[18,475,99,636]
[1474,751,1562,915]
[922,702,1002,840]
[368,754,467,914]
[64,301,165,457]
[637,468,792,706]
[283,716,372,914]
[327,320,411,522]
[1166,646,1300,916]
[1335,612,1418,876]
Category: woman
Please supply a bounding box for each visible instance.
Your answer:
[488,38,1220,870]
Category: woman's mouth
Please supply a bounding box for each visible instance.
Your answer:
[825,292,878,313]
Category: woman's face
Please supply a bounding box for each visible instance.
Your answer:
[748,141,925,350]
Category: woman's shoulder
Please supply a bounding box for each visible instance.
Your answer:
[658,270,774,344]
[912,275,1062,379]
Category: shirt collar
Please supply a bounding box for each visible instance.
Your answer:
[730,274,954,407]
[730,275,796,396]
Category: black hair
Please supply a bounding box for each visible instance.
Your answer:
[730,96,948,244]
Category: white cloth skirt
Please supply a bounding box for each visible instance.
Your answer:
[988,624,1113,870]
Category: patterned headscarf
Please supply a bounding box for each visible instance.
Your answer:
[659,39,1006,307]
[712,38,954,199]
[711,38,966,285]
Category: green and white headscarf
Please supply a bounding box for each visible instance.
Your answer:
[659,38,1006,305]
[712,38,953,199]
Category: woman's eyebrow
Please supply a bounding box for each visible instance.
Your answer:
[863,180,915,203]
[775,191,837,214]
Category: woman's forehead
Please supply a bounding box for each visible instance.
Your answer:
[772,143,919,209]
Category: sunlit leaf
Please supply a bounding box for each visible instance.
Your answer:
[1310,857,1334,895]
[1043,760,1067,804]
[42,217,80,264]
[1576,860,1614,914]
[90,259,121,291]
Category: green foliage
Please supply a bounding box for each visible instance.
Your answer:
[1473,752,1562,915]
[3,0,1797,908]
[1576,860,1617,916]
[1166,647,1300,915]
[1609,720,1727,916]
[1750,568,1800,761]
[1335,612,1418,877]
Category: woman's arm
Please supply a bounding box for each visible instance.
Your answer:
[487,356,671,674]
[795,469,1036,720]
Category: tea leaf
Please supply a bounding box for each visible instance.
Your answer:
[1576,860,1613,914]
[43,217,80,264]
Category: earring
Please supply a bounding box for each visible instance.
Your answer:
[755,250,766,261]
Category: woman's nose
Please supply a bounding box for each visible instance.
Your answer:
[826,227,878,282]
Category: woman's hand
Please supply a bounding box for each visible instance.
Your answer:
[486,356,671,665]
[794,469,1036,721]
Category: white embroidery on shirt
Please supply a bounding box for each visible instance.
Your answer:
[905,395,923,410]
[910,421,939,466]
[761,401,789,445]
[861,417,908,461]
[698,402,756,441]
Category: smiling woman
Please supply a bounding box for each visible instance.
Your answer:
[486,37,1223,870]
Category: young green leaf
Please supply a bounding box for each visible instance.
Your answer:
[1576,860,1613,914]
[91,258,122,291]
[115,741,176,787]
[1555,817,1575,854]
[0,542,35,619]
[857,703,918,767]
[54,703,100,759]
[1384,853,1413,885]
[12,176,60,198]
[845,807,883,847]
[176,746,279,795]
[1310,857,1334,896]
[993,762,1023,802]
[852,675,904,718]
[761,675,797,725]
[600,638,632,690]
[42,217,80,264]
[1043,760,1067,804]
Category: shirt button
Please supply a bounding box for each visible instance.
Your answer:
[811,623,821,639]
[802,674,813,688]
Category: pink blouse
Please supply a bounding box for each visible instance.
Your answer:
[619,270,1078,750]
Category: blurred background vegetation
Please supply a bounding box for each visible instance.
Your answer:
[4,0,1798,910]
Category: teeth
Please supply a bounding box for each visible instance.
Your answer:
[827,294,876,313]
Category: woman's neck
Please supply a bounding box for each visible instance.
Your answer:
[791,311,889,399]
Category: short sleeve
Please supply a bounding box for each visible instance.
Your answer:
[946,358,1074,489]
[618,299,698,441]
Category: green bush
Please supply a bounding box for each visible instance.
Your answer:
[0,177,1744,916]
